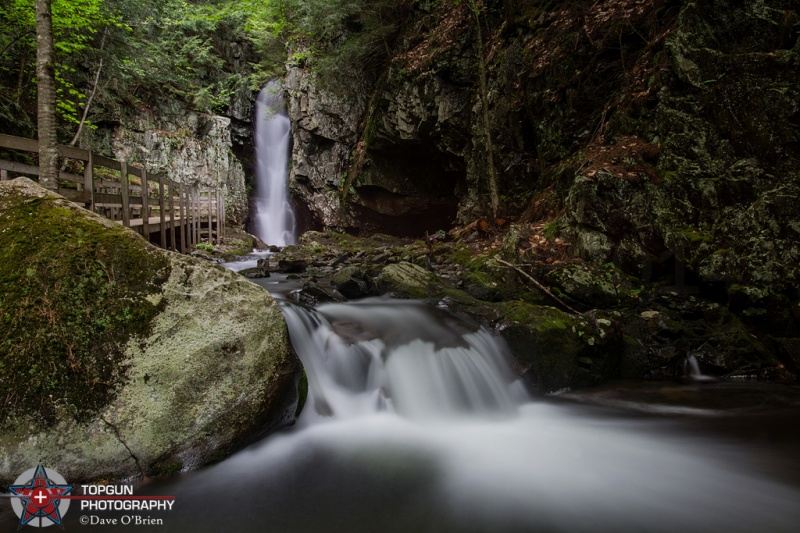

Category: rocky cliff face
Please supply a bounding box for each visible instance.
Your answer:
[284,16,480,235]
[285,66,367,230]
[84,93,254,226]
[284,0,799,346]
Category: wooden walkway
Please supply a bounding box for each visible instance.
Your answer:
[0,133,224,253]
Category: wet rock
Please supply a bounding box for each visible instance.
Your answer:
[545,263,620,308]
[619,294,790,381]
[239,266,270,279]
[376,262,449,299]
[278,259,308,273]
[493,302,622,393]
[296,280,342,307]
[331,266,378,300]
[331,252,353,267]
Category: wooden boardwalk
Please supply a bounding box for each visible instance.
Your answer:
[0,133,224,253]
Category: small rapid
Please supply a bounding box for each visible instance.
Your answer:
[116,278,800,533]
[282,299,518,421]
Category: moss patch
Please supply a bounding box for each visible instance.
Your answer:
[0,181,170,427]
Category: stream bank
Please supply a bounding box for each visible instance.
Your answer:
[236,226,796,394]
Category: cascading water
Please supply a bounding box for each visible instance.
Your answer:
[118,291,800,533]
[253,81,295,246]
[281,299,517,421]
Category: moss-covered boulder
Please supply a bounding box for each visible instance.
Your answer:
[0,178,299,483]
[493,302,623,393]
[376,262,449,298]
[331,266,378,299]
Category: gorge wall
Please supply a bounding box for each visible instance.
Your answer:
[283,0,799,344]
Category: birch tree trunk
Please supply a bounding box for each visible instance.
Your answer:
[35,0,58,190]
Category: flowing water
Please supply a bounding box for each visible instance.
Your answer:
[253,81,295,246]
[3,277,799,531]
[97,278,797,533]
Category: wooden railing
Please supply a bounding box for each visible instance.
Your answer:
[0,133,225,253]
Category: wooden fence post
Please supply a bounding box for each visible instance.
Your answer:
[83,151,94,211]
[120,161,130,227]
[159,176,166,248]
[168,180,176,251]
[194,186,200,246]
[221,189,225,243]
[187,186,194,248]
[179,182,186,253]
[206,189,212,244]
[141,168,150,237]
[214,187,222,244]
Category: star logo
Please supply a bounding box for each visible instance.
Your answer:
[9,465,72,529]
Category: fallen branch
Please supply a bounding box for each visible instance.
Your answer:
[68,28,108,147]
[494,256,582,316]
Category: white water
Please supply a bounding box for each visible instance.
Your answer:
[253,82,295,246]
[118,295,800,533]
[685,353,716,382]
[282,299,517,422]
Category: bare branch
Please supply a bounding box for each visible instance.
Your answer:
[494,256,582,316]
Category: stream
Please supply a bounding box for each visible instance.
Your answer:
[114,267,800,532]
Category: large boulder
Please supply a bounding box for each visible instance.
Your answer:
[376,262,448,299]
[0,178,299,482]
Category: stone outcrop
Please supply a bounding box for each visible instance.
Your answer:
[85,98,251,226]
[562,0,800,339]
[285,65,367,230]
[0,179,299,483]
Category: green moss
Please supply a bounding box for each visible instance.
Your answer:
[448,246,473,266]
[0,191,170,427]
[679,227,713,244]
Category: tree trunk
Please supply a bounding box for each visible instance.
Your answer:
[35,0,58,190]
[469,1,500,219]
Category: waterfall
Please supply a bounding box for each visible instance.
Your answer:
[685,353,715,382]
[253,81,295,246]
[280,298,518,422]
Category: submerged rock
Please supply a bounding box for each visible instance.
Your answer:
[0,179,299,482]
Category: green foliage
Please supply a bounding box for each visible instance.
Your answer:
[0,0,262,140]
[542,220,558,241]
[262,0,415,91]
[0,0,122,130]
[109,0,254,113]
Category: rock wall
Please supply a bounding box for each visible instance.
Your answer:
[285,65,367,230]
[284,19,482,235]
[84,94,254,226]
